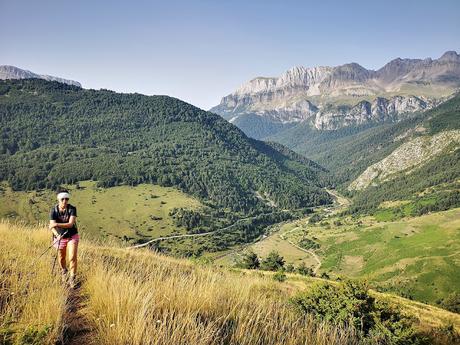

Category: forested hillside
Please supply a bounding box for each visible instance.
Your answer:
[0,79,331,211]
[0,79,334,253]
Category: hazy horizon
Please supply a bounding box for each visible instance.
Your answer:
[1,0,459,110]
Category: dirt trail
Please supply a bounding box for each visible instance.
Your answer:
[57,281,92,345]
[325,188,351,212]
[280,227,322,274]
[276,189,350,274]
[128,212,279,249]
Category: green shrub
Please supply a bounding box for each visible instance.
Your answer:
[440,292,460,313]
[273,271,287,282]
[261,251,285,271]
[298,237,320,250]
[236,250,260,269]
[290,280,427,344]
[18,325,51,345]
[296,262,314,276]
[309,213,323,224]
[285,263,294,273]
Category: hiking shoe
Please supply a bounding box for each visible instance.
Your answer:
[61,269,68,284]
[68,275,78,289]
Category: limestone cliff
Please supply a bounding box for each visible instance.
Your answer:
[211,51,460,135]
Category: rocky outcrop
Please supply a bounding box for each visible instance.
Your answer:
[314,95,436,130]
[348,130,460,191]
[0,65,81,87]
[211,51,460,135]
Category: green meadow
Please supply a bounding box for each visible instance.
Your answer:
[285,208,460,304]
[0,180,203,243]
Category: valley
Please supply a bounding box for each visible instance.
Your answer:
[213,187,460,306]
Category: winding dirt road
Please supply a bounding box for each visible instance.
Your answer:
[128,212,279,249]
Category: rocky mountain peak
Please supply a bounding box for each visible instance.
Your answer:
[376,57,422,82]
[328,62,373,82]
[439,50,460,62]
[0,65,81,87]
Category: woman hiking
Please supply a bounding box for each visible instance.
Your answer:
[49,189,79,288]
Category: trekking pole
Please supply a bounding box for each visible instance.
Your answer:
[21,230,70,285]
[52,235,64,274]
[35,230,68,263]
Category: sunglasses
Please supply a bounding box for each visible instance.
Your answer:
[60,198,69,201]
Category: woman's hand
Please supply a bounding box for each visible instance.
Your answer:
[49,221,59,237]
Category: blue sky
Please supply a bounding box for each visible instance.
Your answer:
[1,0,459,109]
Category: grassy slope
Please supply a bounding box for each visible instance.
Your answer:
[214,221,319,268]
[0,181,202,243]
[1,221,458,345]
[284,208,460,305]
[0,224,64,345]
[0,221,356,345]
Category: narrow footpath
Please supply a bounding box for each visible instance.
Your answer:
[57,280,92,345]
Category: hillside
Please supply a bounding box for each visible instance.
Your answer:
[214,186,460,308]
[348,130,460,191]
[0,79,330,211]
[0,180,205,243]
[1,221,459,345]
[0,79,333,253]
[268,93,460,215]
[282,207,460,305]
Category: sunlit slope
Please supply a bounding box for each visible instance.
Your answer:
[284,208,460,304]
[1,221,458,345]
[0,181,202,242]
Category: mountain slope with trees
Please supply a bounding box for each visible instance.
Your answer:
[267,94,460,215]
[0,79,333,253]
[0,79,331,211]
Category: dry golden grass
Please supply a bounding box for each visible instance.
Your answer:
[0,221,65,344]
[79,246,359,345]
[0,221,361,345]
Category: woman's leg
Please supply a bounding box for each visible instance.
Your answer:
[58,247,67,271]
[67,240,78,278]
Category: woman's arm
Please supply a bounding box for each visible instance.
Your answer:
[54,216,77,228]
[49,220,59,236]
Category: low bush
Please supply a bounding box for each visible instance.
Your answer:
[290,280,429,344]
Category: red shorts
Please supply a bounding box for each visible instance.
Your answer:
[53,234,80,250]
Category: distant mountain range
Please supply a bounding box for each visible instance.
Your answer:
[0,65,81,87]
[211,51,460,137]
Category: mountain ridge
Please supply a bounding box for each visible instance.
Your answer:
[211,51,460,137]
[0,65,81,87]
